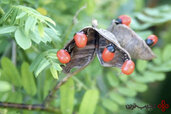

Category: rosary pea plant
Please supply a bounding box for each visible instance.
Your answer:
[0,0,171,114]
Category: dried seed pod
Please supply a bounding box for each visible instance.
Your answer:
[108,20,156,60]
[62,26,131,73]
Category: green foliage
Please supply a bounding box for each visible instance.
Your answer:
[79,89,99,114]
[0,0,171,114]
[0,5,60,49]
[1,57,21,87]
[60,79,75,114]
[21,62,37,96]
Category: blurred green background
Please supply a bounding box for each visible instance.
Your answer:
[0,0,171,114]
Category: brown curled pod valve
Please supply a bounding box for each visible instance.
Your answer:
[108,16,156,60]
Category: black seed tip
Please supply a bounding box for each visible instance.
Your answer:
[115,18,122,25]
[107,44,116,53]
[145,39,153,46]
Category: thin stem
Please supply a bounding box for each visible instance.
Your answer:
[43,66,87,106]
[0,102,60,113]
[72,76,88,90]
[11,40,17,65]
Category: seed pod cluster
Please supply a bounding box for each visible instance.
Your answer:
[57,15,158,75]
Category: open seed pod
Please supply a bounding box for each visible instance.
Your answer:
[62,26,131,73]
[107,20,156,60]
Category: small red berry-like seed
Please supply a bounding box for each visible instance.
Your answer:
[74,32,88,48]
[118,15,131,26]
[121,60,135,75]
[102,48,115,62]
[147,35,158,46]
[57,49,71,64]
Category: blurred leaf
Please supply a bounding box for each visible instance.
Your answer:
[152,48,162,65]
[109,92,126,105]
[95,105,106,114]
[0,81,11,92]
[136,60,148,73]
[35,58,50,76]
[21,62,37,96]
[37,7,47,15]
[102,98,118,112]
[1,57,21,87]
[15,28,32,49]
[106,73,119,87]
[25,16,37,35]
[6,92,22,103]
[79,89,99,114]
[30,53,45,72]
[38,22,44,37]
[162,44,171,61]
[16,12,27,19]
[50,66,58,79]
[60,79,75,114]
[0,26,17,34]
[118,87,137,97]
[148,61,171,72]
[126,81,147,92]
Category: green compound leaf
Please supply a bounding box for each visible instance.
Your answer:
[15,28,32,50]
[60,79,75,114]
[21,62,37,96]
[79,89,99,114]
[1,57,21,87]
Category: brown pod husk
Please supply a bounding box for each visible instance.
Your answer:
[107,20,156,60]
[94,28,131,68]
[62,26,131,73]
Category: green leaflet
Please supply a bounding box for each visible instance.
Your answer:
[35,58,50,76]
[0,81,11,92]
[118,87,137,97]
[0,26,17,34]
[136,60,148,73]
[162,44,171,61]
[14,28,32,50]
[50,66,58,79]
[38,22,44,37]
[1,57,21,87]
[102,98,118,112]
[25,16,37,35]
[109,92,126,105]
[60,79,75,114]
[79,89,99,114]
[21,62,37,96]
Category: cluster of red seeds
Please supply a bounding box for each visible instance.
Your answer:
[57,32,87,64]
[56,15,158,75]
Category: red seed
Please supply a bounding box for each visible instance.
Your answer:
[74,32,87,48]
[121,60,135,75]
[102,48,115,62]
[147,35,158,46]
[119,15,131,26]
[57,49,71,64]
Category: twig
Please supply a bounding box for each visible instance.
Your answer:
[0,102,60,113]
[11,40,16,65]
[72,4,87,24]
[63,4,87,45]
[43,66,86,106]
